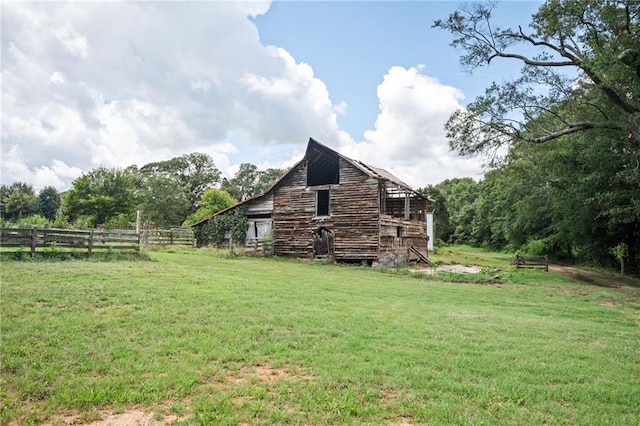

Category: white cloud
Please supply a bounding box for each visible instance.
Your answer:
[1,2,481,195]
[340,66,485,188]
[333,101,348,116]
[54,21,88,58]
[1,1,348,191]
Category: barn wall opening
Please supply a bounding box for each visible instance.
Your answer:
[307,153,339,186]
[313,227,334,257]
[316,189,330,217]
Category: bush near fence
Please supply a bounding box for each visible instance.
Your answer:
[0,227,140,258]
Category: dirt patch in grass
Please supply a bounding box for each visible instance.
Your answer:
[411,264,484,275]
[551,265,640,302]
[43,408,184,426]
[41,364,312,425]
[391,417,417,426]
[550,265,639,289]
[84,410,180,426]
[231,363,314,383]
[436,264,483,274]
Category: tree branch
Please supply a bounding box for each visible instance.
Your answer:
[519,121,627,144]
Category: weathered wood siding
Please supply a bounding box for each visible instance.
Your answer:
[272,158,380,260]
[245,193,273,215]
[379,216,428,262]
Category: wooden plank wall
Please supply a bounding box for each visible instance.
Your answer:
[272,158,380,260]
[379,216,428,261]
[245,193,274,215]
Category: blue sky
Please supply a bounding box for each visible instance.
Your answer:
[1,1,543,191]
[255,1,542,140]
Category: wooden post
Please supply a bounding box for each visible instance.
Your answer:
[88,229,94,257]
[136,210,143,235]
[30,227,37,258]
[404,192,410,220]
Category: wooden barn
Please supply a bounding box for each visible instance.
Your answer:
[193,138,432,266]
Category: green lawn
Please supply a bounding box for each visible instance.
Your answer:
[429,245,516,268]
[1,250,639,425]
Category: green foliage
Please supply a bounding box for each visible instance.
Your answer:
[64,167,137,228]
[15,214,49,227]
[193,206,247,247]
[434,0,640,154]
[432,1,640,271]
[612,243,629,274]
[37,186,61,220]
[518,239,548,257]
[135,173,191,226]
[0,182,38,221]
[183,188,236,226]
[139,152,221,213]
[221,163,284,201]
[421,178,480,245]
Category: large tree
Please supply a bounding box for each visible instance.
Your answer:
[64,167,137,227]
[421,178,481,245]
[139,153,221,213]
[183,188,237,226]
[0,182,38,222]
[221,163,285,201]
[135,173,191,227]
[37,186,61,221]
[434,0,640,270]
[434,0,640,156]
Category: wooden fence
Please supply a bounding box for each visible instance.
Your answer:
[140,228,195,247]
[1,227,140,258]
[515,255,549,271]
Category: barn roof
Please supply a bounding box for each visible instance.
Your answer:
[192,138,429,227]
[305,138,419,192]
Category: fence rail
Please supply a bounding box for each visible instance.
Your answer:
[140,228,195,247]
[1,227,140,258]
[515,255,549,271]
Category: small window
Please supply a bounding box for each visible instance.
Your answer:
[396,226,402,238]
[316,190,330,216]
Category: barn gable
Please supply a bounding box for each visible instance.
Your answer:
[193,138,431,264]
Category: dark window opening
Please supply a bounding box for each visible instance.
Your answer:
[247,213,271,219]
[307,153,339,186]
[396,226,402,238]
[316,190,330,216]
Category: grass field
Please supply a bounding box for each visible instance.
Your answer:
[2,248,639,425]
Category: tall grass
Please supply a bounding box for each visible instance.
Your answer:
[2,250,639,425]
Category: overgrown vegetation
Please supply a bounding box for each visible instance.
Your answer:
[192,205,248,247]
[2,250,638,425]
[425,0,640,272]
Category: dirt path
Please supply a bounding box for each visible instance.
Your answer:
[549,264,640,289]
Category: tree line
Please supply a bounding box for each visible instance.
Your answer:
[2,1,637,271]
[427,0,639,272]
[0,154,284,230]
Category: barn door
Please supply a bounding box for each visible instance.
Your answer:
[313,227,334,258]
